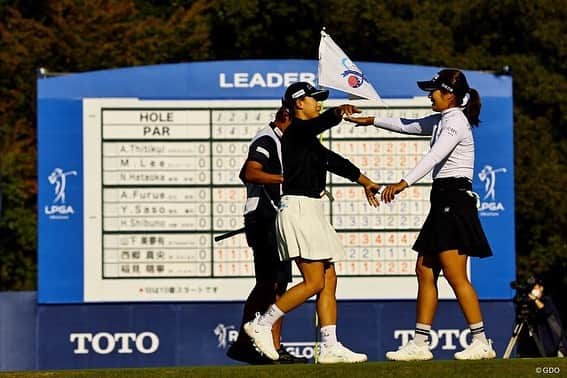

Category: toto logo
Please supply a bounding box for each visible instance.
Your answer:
[69,332,159,354]
[393,329,471,350]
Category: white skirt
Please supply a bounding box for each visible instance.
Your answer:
[276,195,345,261]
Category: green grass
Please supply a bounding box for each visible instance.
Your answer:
[1,358,566,378]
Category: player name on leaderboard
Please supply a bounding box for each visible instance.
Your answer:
[99,106,432,280]
[102,110,212,279]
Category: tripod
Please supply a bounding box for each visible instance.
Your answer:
[503,313,546,358]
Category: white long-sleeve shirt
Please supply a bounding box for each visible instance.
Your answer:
[373,107,474,185]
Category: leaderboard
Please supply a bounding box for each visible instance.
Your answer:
[83,98,442,301]
[38,62,515,303]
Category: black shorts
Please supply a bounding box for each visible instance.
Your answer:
[412,177,493,258]
[244,215,292,285]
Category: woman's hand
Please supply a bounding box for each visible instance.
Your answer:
[364,182,381,208]
[381,180,408,203]
[335,105,361,117]
[344,115,375,126]
[357,174,381,207]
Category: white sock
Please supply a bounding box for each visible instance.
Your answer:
[258,304,284,327]
[320,325,338,348]
[413,323,431,346]
[470,321,488,344]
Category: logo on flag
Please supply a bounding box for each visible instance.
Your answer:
[318,30,386,105]
[341,58,366,88]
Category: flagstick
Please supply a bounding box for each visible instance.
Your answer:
[314,100,324,364]
[318,101,325,144]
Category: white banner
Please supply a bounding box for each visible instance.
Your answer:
[318,30,386,106]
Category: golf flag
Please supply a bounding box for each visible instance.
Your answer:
[318,30,386,106]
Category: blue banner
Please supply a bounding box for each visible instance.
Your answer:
[0,292,36,371]
[34,300,514,369]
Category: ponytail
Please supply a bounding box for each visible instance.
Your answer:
[275,105,291,123]
[463,88,481,127]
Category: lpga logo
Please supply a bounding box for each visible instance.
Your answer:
[341,58,366,88]
[477,165,506,215]
[44,167,77,220]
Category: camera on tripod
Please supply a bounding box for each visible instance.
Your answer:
[510,276,539,319]
[504,276,566,358]
[510,276,537,293]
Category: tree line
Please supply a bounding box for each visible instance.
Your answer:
[0,1,565,314]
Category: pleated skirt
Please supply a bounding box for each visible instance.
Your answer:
[276,195,345,261]
[413,177,493,258]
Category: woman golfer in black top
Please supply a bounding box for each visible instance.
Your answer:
[347,69,496,361]
[245,82,380,363]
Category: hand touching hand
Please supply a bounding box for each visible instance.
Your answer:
[381,180,408,203]
[335,105,361,117]
[344,115,375,126]
[357,174,381,207]
[364,181,381,208]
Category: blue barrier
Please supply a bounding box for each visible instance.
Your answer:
[0,292,36,371]
[0,292,515,370]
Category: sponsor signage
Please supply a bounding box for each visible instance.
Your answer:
[32,300,514,369]
[69,332,159,355]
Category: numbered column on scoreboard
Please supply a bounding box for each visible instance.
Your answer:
[210,109,275,277]
[329,110,432,277]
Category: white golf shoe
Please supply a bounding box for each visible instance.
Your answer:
[243,313,279,360]
[386,340,433,361]
[454,339,496,360]
[317,342,367,363]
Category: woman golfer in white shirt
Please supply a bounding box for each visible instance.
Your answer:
[347,68,496,361]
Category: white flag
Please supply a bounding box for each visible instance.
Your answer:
[318,30,386,106]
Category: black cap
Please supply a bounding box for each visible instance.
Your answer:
[282,82,329,107]
[417,69,471,97]
[417,71,456,93]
